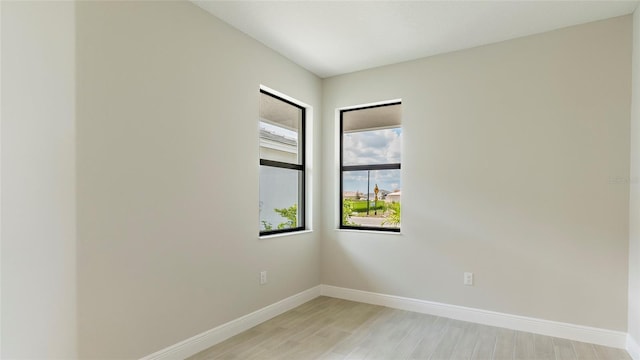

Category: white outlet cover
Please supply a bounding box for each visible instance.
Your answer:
[464,272,473,286]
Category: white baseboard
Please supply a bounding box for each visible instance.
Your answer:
[320,285,628,350]
[628,335,640,360]
[141,284,630,359]
[140,285,322,360]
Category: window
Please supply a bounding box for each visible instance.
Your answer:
[340,102,402,232]
[259,89,306,235]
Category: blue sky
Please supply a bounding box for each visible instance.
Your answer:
[343,169,401,194]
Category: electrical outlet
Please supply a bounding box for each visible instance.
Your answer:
[260,271,267,285]
[464,272,473,286]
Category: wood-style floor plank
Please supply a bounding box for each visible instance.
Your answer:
[571,340,598,360]
[388,312,437,359]
[553,337,577,360]
[448,322,479,359]
[493,328,515,360]
[514,331,535,359]
[534,334,555,360]
[408,316,450,359]
[593,343,633,360]
[362,310,419,360]
[470,325,498,360]
[187,297,631,360]
[428,319,466,360]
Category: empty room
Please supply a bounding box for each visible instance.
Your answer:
[2,0,640,359]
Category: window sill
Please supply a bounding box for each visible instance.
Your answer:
[335,229,402,236]
[259,230,313,240]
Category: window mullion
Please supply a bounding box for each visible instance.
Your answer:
[342,163,401,172]
[260,159,304,171]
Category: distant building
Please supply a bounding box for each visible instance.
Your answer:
[368,189,390,200]
[343,191,362,200]
[385,190,401,203]
[260,128,297,163]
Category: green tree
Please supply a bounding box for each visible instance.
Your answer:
[382,202,401,227]
[261,220,273,231]
[275,204,297,229]
[342,199,357,225]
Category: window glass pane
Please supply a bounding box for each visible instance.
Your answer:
[343,128,402,166]
[260,93,303,165]
[340,102,401,231]
[259,166,302,232]
[342,169,401,228]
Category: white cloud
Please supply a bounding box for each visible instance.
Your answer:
[343,128,401,165]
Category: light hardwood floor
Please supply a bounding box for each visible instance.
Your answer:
[188,296,631,360]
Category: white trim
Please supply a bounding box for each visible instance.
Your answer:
[259,84,311,109]
[320,285,628,350]
[628,334,640,360]
[338,98,403,112]
[259,229,314,240]
[140,286,321,360]
[335,229,402,236]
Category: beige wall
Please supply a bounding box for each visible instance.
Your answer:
[76,1,321,358]
[1,1,77,358]
[322,16,631,331]
[3,1,636,357]
[629,7,640,348]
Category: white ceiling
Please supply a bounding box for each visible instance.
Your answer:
[194,1,638,78]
